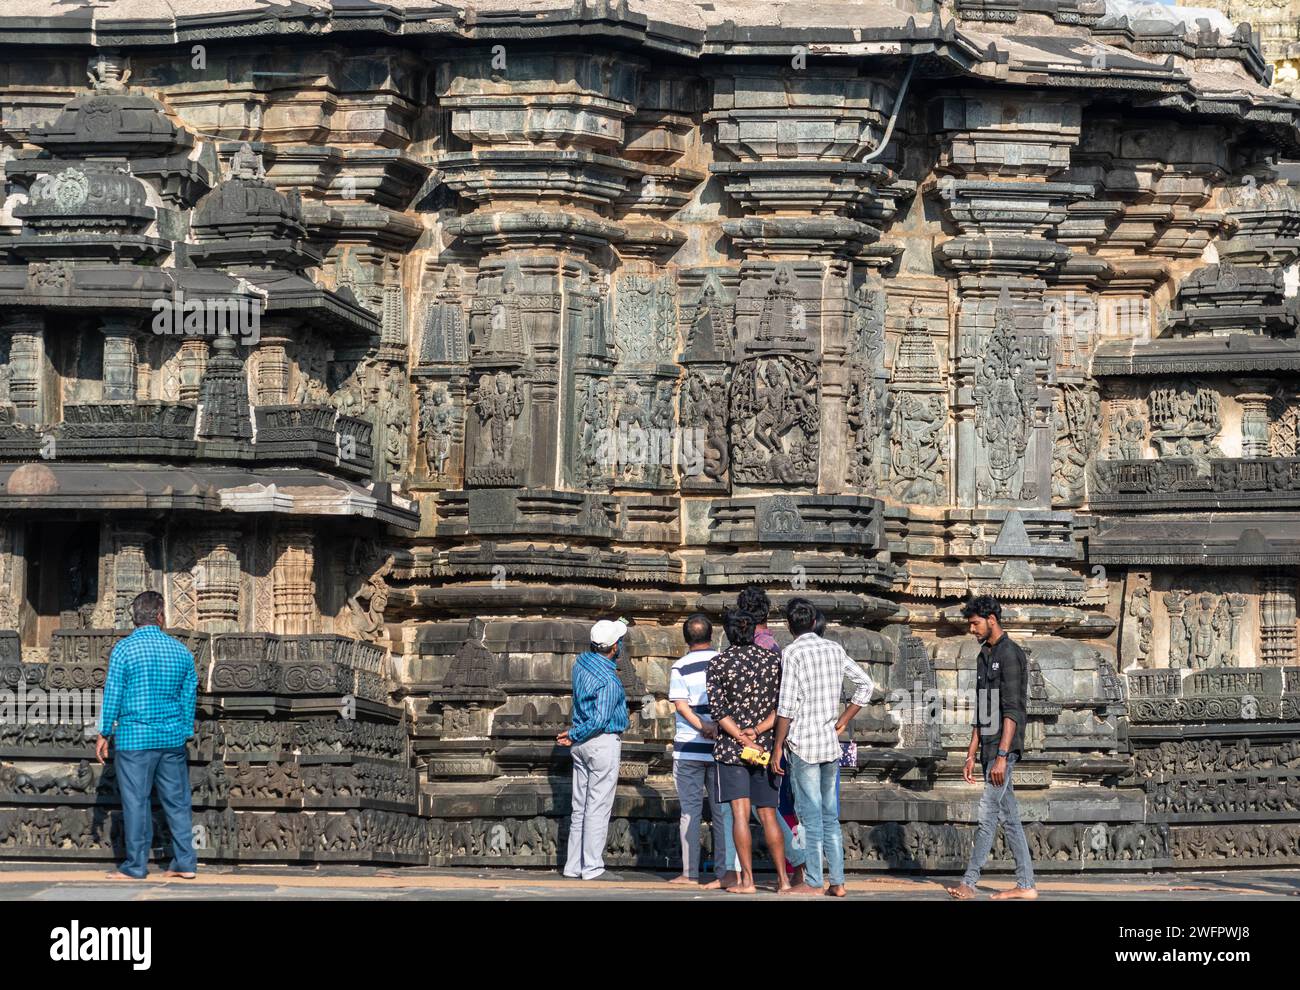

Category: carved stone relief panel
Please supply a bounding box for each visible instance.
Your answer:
[1269,389,1299,457]
[466,370,527,487]
[1051,381,1100,505]
[607,375,677,489]
[1147,381,1224,459]
[1157,574,1254,669]
[1123,572,1155,670]
[1103,397,1148,460]
[729,353,820,486]
[573,375,614,491]
[846,283,888,491]
[886,297,949,504]
[380,365,411,481]
[972,295,1051,505]
[679,368,729,490]
[417,265,469,366]
[418,382,460,485]
[613,271,676,367]
[469,262,531,363]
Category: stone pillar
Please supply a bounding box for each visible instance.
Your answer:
[101,316,141,402]
[178,339,209,404]
[381,255,405,351]
[1259,575,1298,666]
[707,66,901,495]
[954,394,978,507]
[111,527,155,629]
[932,95,1089,509]
[1239,388,1273,458]
[272,528,315,635]
[435,50,646,492]
[254,328,293,405]
[1226,594,1248,666]
[6,313,45,425]
[197,334,253,441]
[196,528,242,632]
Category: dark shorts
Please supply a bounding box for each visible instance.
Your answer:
[714,761,780,808]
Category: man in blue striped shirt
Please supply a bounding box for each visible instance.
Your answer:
[557,618,629,880]
[95,591,199,881]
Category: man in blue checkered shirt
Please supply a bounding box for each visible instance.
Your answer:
[95,590,199,880]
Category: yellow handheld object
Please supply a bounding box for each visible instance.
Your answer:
[740,746,770,767]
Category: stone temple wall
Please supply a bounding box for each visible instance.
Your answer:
[0,0,1298,871]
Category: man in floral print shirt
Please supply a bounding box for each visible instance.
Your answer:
[707,609,793,894]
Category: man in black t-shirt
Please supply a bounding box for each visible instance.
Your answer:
[948,595,1038,901]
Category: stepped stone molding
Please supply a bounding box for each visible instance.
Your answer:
[0,0,1296,869]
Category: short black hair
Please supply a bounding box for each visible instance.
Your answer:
[736,586,770,623]
[813,608,827,637]
[723,609,759,648]
[785,597,818,637]
[961,595,1003,623]
[682,613,712,647]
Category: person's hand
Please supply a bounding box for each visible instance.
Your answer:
[699,722,716,741]
[834,720,848,736]
[556,730,572,748]
[962,753,976,784]
[770,746,785,776]
[989,756,1008,786]
[95,734,110,765]
[739,727,758,745]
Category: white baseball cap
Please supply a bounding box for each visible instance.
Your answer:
[590,619,628,650]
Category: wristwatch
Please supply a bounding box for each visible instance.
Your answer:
[997,748,1009,758]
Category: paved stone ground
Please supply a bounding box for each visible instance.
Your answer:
[0,863,1297,900]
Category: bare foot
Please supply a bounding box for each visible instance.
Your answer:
[791,864,806,887]
[667,874,696,885]
[163,871,196,879]
[719,871,740,890]
[727,880,758,894]
[701,878,722,890]
[779,883,824,897]
[104,871,140,881]
[991,887,1038,901]
[826,884,848,898]
[947,883,978,900]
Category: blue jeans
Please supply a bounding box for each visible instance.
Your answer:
[115,746,197,878]
[962,753,1034,889]
[787,750,845,887]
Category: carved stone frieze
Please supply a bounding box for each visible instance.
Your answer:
[0,4,1299,872]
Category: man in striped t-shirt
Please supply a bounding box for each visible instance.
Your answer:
[667,613,734,887]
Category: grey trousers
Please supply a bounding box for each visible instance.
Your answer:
[962,753,1035,889]
[564,732,621,879]
[673,758,728,880]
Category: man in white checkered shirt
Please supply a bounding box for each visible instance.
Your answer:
[772,597,874,897]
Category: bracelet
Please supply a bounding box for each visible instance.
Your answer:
[997,749,1009,758]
